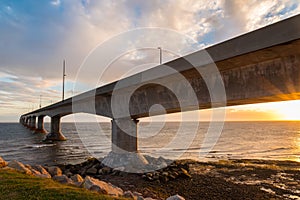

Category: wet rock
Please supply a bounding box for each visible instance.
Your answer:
[53,175,73,184]
[83,176,123,197]
[0,157,7,168]
[47,166,62,177]
[8,160,32,175]
[70,174,84,187]
[166,194,185,200]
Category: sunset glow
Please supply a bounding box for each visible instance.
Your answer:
[274,100,300,120]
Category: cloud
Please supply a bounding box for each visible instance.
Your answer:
[0,0,300,121]
[51,0,61,6]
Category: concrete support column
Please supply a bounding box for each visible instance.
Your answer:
[102,118,149,172]
[45,116,66,141]
[111,118,138,153]
[24,118,28,127]
[29,116,36,130]
[25,117,29,128]
[35,116,47,133]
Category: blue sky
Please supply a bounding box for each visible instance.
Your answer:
[0,0,300,122]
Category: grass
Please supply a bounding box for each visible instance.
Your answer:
[0,168,126,200]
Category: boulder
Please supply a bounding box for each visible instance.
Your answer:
[8,160,32,175]
[52,175,73,184]
[70,174,84,187]
[0,157,7,168]
[166,194,185,200]
[99,166,111,175]
[83,176,123,197]
[47,166,62,177]
[32,165,51,178]
[86,166,98,175]
[123,190,135,198]
[133,192,146,199]
[25,165,45,178]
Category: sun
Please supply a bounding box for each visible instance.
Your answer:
[271,100,300,121]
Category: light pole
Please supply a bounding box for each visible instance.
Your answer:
[39,95,42,109]
[158,47,162,64]
[62,60,66,101]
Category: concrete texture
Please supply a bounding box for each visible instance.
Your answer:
[35,116,47,134]
[20,14,300,147]
[44,116,66,141]
[111,118,138,153]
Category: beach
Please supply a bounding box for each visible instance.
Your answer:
[57,157,300,200]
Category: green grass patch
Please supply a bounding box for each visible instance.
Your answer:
[0,168,125,200]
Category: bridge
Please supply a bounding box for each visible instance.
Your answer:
[20,15,300,155]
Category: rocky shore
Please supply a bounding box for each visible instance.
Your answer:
[1,155,299,200]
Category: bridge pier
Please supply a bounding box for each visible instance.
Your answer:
[102,118,148,172]
[29,116,37,130]
[35,116,47,133]
[45,116,66,141]
[20,117,25,126]
[24,117,29,128]
[111,118,138,153]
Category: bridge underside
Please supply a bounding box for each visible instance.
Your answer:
[20,15,300,157]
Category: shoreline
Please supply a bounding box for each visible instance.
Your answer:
[57,155,299,200]
[1,155,299,200]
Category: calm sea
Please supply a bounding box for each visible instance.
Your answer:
[0,121,299,166]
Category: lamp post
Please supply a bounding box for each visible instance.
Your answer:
[158,47,162,64]
[39,95,42,109]
[62,60,66,101]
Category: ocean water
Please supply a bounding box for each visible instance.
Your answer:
[0,121,299,166]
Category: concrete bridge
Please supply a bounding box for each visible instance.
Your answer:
[20,15,300,154]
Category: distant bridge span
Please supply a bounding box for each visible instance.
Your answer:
[21,15,300,153]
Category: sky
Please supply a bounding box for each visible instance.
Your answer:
[0,0,300,122]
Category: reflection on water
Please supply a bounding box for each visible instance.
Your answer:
[295,134,300,162]
[0,121,299,165]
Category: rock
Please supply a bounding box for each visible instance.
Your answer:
[53,175,73,184]
[123,190,135,198]
[83,176,123,197]
[101,152,149,173]
[0,157,7,168]
[89,185,108,194]
[99,167,111,175]
[180,168,191,178]
[166,194,185,200]
[133,191,145,199]
[133,191,143,196]
[25,165,45,178]
[47,166,62,177]
[8,160,32,175]
[70,174,84,187]
[32,165,51,178]
[86,166,98,175]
